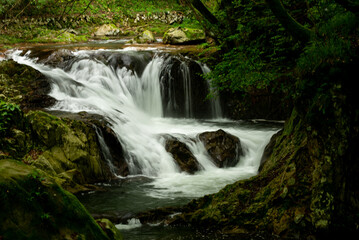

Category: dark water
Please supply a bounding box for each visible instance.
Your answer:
[77,177,191,218]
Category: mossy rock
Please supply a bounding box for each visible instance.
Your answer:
[30,29,88,43]
[163,27,205,45]
[26,111,112,187]
[96,219,123,240]
[132,30,157,44]
[94,24,120,36]
[0,159,120,240]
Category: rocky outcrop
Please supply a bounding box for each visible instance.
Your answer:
[164,135,199,174]
[26,111,112,184]
[0,159,122,240]
[0,108,125,193]
[163,27,205,45]
[199,129,243,168]
[46,110,129,177]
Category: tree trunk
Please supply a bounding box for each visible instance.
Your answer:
[265,0,312,43]
[185,0,219,25]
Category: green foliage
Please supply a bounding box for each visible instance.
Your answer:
[297,37,352,74]
[200,0,357,102]
[0,100,21,136]
[0,0,184,19]
[207,46,276,93]
[204,0,299,95]
[297,11,357,75]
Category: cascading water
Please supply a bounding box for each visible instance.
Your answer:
[5,45,281,217]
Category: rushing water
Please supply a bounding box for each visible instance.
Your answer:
[4,42,282,239]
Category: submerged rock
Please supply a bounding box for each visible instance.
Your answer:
[199,129,243,168]
[163,27,205,45]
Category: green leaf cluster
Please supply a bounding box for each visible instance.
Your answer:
[199,0,358,104]
[297,11,357,75]
[0,100,21,137]
[204,0,300,95]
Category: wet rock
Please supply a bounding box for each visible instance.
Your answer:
[259,129,283,172]
[26,111,113,186]
[135,206,182,225]
[163,27,205,45]
[199,129,243,168]
[44,110,129,177]
[164,135,199,174]
[96,218,123,240]
[38,49,75,68]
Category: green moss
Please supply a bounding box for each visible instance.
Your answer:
[0,159,114,240]
[30,30,88,43]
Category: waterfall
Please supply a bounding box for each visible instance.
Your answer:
[200,63,223,119]
[94,126,117,175]
[7,47,279,196]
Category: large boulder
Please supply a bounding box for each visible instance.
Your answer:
[164,135,200,174]
[25,111,114,186]
[94,24,120,36]
[46,110,129,177]
[132,30,157,44]
[0,159,121,240]
[199,129,243,168]
[163,27,205,45]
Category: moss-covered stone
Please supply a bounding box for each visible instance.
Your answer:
[93,24,120,37]
[26,110,113,188]
[96,219,123,240]
[131,30,157,44]
[0,159,120,240]
[163,27,205,45]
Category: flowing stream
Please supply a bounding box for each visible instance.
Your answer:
[4,41,282,239]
